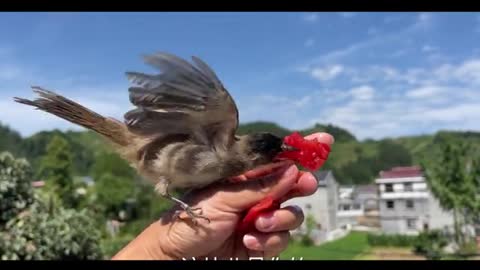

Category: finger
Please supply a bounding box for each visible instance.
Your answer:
[243,231,290,252]
[220,164,299,210]
[304,132,334,145]
[255,205,304,232]
[278,171,318,203]
[239,160,294,180]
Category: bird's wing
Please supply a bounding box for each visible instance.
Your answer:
[124,52,239,150]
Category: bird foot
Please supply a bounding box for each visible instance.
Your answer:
[173,206,211,226]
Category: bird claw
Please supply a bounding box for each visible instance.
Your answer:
[173,206,211,225]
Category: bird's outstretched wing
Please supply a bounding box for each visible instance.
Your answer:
[124,52,239,150]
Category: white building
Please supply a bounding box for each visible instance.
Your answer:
[287,170,340,244]
[375,166,455,235]
[337,184,379,230]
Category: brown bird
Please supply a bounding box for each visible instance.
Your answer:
[14,52,296,224]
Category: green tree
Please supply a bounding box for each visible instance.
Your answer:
[0,123,23,157]
[0,152,103,260]
[0,152,35,224]
[95,173,135,220]
[91,152,135,180]
[422,140,480,245]
[373,140,412,172]
[38,135,76,209]
[0,202,103,260]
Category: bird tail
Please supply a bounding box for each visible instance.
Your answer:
[14,86,132,147]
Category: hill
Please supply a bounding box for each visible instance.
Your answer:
[1,121,479,185]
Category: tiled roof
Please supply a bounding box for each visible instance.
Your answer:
[378,166,423,179]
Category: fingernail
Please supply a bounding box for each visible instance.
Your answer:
[258,214,276,231]
[291,205,303,214]
[243,234,259,249]
[283,165,297,177]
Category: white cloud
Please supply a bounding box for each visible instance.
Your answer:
[454,59,480,84]
[405,86,447,99]
[4,91,130,137]
[310,65,344,81]
[293,95,312,107]
[412,12,434,31]
[421,103,480,122]
[304,38,315,48]
[349,85,375,101]
[303,13,436,66]
[302,13,319,22]
[294,55,480,139]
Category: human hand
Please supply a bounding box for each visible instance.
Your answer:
[112,133,334,260]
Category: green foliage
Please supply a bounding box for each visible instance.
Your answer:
[334,140,413,184]
[413,230,449,260]
[300,214,316,246]
[456,240,478,257]
[20,130,99,177]
[100,234,134,259]
[0,202,103,260]
[0,152,35,224]
[422,139,480,244]
[95,173,136,220]
[38,135,77,208]
[91,151,135,180]
[0,123,23,157]
[367,233,418,247]
[0,152,103,260]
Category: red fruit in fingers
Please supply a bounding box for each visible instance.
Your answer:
[276,132,331,171]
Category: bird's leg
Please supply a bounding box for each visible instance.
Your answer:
[155,179,210,225]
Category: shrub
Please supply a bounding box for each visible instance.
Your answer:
[413,230,449,260]
[0,152,35,224]
[367,233,417,247]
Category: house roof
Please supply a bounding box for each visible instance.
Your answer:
[378,166,423,179]
[314,170,330,181]
[354,184,378,194]
[313,170,336,187]
[31,180,45,188]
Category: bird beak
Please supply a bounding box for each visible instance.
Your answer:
[281,143,298,152]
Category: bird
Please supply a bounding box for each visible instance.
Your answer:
[13,52,297,225]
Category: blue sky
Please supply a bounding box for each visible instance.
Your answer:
[1,12,480,140]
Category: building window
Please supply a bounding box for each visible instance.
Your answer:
[406,200,414,209]
[353,204,361,210]
[407,219,416,229]
[385,183,394,193]
[404,183,413,192]
[386,200,395,209]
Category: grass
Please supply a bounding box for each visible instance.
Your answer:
[280,231,370,260]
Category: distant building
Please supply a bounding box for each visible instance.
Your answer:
[337,184,379,229]
[375,166,454,235]
[286,170,339,244]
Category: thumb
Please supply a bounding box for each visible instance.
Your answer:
[217,164,299,211]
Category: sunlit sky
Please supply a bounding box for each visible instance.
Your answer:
[1,12,480,140]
